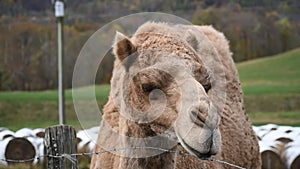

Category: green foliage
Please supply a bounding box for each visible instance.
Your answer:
[0,20,99,90]
[192,4,300,62]
[275,18,299,51]
[192,7,218,25]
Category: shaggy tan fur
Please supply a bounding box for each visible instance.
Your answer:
[90,22,261,169]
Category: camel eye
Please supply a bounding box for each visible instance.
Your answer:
[193,65,212,93]
[202,83,211,93]
[141,83,159,93]
[196,73,211,93]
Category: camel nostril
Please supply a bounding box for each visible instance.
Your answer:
[190,110,206,126]
[199,154,211,160]
[209,150,217,156]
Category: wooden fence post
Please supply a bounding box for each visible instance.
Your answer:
[45,125,78,169]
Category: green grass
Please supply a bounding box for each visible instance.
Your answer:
[0,85,110,131]
[0,101,87,131]
[237,48,300,95]
[241,84,300,95]
[249,111,300,126]
[0,84,110,102]
[236,48,300,126]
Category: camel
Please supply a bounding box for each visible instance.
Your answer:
[90,22,261,169]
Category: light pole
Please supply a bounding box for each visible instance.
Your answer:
[54,0,66,125]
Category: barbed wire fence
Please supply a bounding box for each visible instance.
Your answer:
[0,125,245,169]
[0,146,245,169]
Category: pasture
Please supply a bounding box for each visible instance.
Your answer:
[238,48,300,125]
[0,85,110,131]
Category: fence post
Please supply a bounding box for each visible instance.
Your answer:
[45,125,78,169]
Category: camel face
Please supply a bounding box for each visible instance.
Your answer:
[112,28,221,159]
[91,22,261,169]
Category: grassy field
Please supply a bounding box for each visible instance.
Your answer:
[0,48,300,131]
[0,85,110,131]
[237,48,300,125]
[237,48,300,95]
[0,85,110,102]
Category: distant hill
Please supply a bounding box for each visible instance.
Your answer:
[237,48,300,125]
[237,48,300,95]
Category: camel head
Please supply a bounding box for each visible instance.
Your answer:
[110,24,222,159]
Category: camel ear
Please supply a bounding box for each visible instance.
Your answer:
[185,30,199,51]
[113,31,136,61]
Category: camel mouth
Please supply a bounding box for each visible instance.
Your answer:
[176,133,214,160]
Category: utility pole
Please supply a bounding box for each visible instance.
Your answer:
[54,0,66,125]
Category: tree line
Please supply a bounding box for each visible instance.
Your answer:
[193,4,300,61]
[0,0,300,90]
